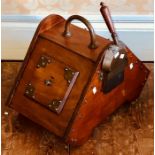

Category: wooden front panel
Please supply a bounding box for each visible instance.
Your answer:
[66,47,150,145]
[10,36,95,137]
[24,54,79,114]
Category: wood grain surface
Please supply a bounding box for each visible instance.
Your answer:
[66,48,149,145]
[2,62,154,155]
[9,37,95,138]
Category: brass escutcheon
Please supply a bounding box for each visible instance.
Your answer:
[48,99,62,112]
[64,67,75,84]
[36,55,52,68]
[24,83,35,99]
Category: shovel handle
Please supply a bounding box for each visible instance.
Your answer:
[100,2,119,45]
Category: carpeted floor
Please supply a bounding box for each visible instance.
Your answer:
[1,62,154,155]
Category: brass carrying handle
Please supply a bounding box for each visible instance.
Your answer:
[63,15,98,49]
[100,2,119,45]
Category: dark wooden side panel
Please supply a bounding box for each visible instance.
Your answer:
[66,47,150,145]
[10,37,95,137]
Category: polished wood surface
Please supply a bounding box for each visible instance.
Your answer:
[6,14,150,146]
[6,15,65,107]
[10,37,95,137]
[66,47,150,145]
[2,62,153,154]
[7,14,111,140]
[41,20,110,62]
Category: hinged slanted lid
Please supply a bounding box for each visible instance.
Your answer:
[40,15,110,62]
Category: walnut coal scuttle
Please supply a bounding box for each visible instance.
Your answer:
[7,2,149,146]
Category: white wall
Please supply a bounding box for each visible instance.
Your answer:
[2,15,154,61]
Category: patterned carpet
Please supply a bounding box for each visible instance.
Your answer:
[2,62,154,155]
